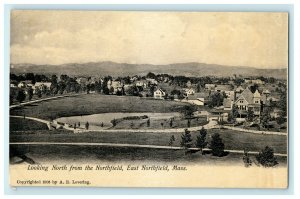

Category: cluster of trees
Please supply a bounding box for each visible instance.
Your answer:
[243,146,278,167]
[174,128,278,167]
[207,91,226,108]
[10,73,50,83]
[178,128,225,157]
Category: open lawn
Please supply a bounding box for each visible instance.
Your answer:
[10,128,287,154]
[10,145,287,166]
[10,117,48,131]
[10,94,191,120]
[111,116,208,129]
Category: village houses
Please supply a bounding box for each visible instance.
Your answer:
[154,88,166,99]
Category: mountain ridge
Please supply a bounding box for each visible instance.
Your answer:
[10,61,287,79]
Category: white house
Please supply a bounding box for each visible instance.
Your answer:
[34,82,52,93]
[234,87,261,116]
[135,80,147,88]
[146,78,158,85]
[244,79,265,85]
[184,88,195,96]
[17,80,32,88]
[35,82,52,90]
[205,84,215,90]
[108,80,123,94]
[154,88,166,99]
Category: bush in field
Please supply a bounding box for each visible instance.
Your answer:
[147,119,150,127]
[169,135,175,146]
[210,133,225,157]
[243,150,252,167]
[256,146,278,167]
[111,118,117,127]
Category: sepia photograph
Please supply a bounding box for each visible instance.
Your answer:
[9,10,288,188]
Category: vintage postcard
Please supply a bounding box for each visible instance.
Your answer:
[9,11,288,188]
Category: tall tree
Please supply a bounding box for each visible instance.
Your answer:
[210,133,225,157]
[146,72,157,79]
[208,92,224,108]
[243,150,252,167]
[27,87,33,101]
[249,83,259,93]
[25,73,35,84]
[35,87,42,98]
[169,135,176,147]
[278,90,287,116]
[247,109,255,122]
[95,81,102,93]
[183,105,197,118]
[180,129,193,149]
[261,107,271,129]
[228,104,239,123]
[16,90,26,103]
[195,127,208,154]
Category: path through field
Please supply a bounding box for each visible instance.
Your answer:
[10,141,287,157]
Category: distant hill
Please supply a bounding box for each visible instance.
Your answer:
[10,61,287,79]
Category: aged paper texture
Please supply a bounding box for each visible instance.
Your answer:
[9,11,288,188]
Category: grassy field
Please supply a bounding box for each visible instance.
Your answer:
[111,116,208,129]
[10,128,287,154]
[9,93,287,165]
[10,144,287,166]
[10,117,49,131]
[10,94,191,120]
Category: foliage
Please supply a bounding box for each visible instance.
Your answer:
[180,129,193,148]
[256,146,278,167]
[111,119,117,127]
[146,72,157,79]
[247,109,255,122]
[27,87,33,101]
[127,85,140,96]
[35,87,42,98]
[228,104,239,123]
[249,83,259,93]
[182,105,197,118]
[278,90,287,116]
[210,133,225,157]
[169,119,173,127]
[169,135,175,146]
[243,150,252,167]
[187,119,191,128]
[16,90,26,103]
[261,107,271,129]
[195,127,208,152]
[276,114,286,125]
[208,92,224,108]
[85,122,89,130]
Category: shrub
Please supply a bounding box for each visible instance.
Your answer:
[210,133,225,157]
[256,146,278,167]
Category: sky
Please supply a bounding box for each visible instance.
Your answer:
[10,11,288,69]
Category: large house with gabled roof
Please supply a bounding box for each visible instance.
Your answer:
[234,87,261,116]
